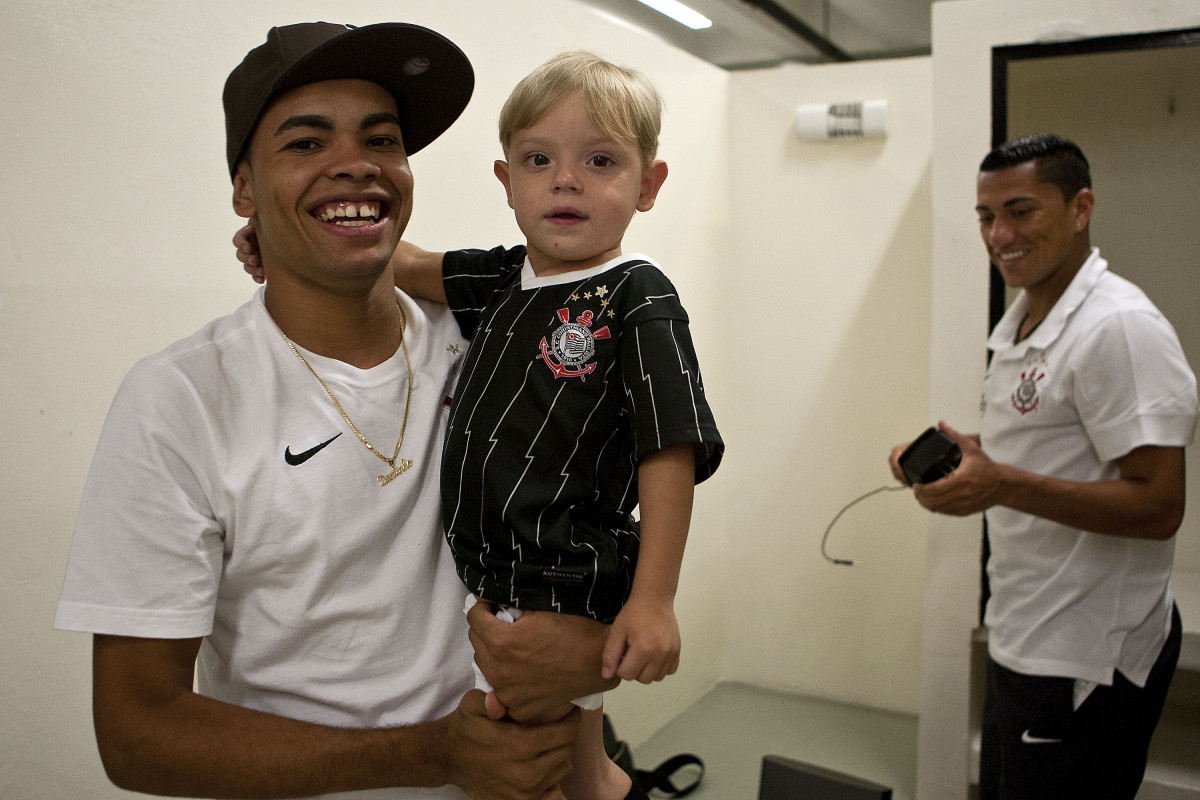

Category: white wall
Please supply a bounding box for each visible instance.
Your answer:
[720,58,934,711]
[922,3,1200,799]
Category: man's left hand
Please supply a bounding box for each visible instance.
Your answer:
[467,599,618,724]
[911,422,1002,516]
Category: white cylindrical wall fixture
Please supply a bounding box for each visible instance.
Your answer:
[795,100,888,140]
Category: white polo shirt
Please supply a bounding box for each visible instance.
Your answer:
[980,249,1197,687]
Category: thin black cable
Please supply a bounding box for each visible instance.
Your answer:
[820,484,909,566]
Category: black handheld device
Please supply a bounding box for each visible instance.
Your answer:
[897,427,962,485]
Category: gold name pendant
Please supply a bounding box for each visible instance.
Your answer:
[378,459,414,487]
[281,303,416,489]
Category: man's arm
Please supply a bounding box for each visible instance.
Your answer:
[602,443,693,683]
[467,605,618,725]
[912,424,1186,541]
[93,634,577,800]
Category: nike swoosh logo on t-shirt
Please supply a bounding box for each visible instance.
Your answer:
[284,433,342,466]
[1020,729,1064,745]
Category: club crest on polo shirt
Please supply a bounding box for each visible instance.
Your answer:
[1012,367,1046,415]
[539,307,611,380]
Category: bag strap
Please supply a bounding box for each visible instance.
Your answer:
[635,753,705,798]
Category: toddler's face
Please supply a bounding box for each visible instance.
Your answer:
[495,91,663,277]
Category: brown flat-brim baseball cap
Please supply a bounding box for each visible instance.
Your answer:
[224,21,474,177]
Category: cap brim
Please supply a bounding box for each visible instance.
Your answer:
[277,23,473,157]
[230,23,473,174]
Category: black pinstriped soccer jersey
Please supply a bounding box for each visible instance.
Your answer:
[441,245,723,622]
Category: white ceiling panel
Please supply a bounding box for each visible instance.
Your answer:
[576,0,940,68]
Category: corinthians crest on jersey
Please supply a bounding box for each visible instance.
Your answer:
[1011,357,1048,415]
[539,307,612,380]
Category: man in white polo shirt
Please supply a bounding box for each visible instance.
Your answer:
[889,133,1197,799]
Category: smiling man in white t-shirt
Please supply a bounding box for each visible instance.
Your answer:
[55,22,617,800]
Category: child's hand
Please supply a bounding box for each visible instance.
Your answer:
[233,222,264,284]
[601,596,680,684]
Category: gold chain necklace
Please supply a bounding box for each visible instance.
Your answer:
[281,303,413,487]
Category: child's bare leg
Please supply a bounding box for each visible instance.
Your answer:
[559,707,632,800]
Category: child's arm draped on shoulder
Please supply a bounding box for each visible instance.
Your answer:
[392,240,447,304]
[233,222,264,283]
[602,442,695,684]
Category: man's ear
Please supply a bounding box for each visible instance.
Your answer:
[636,160,668,213]
[232,163,256,219]
[1071,187,1095,234]
[493,160,515,210]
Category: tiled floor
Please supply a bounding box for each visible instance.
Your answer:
[631,683,918,800]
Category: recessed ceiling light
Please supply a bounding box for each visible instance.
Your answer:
[634,0,713,30]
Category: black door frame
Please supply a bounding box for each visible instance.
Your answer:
[987,26,1200,332]
[979,26,1200,623]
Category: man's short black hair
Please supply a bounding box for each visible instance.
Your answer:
[980,133,1091,201]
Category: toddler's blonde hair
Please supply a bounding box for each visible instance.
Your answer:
[499,50,662,166]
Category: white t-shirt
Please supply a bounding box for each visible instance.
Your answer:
[981,249,1198,687]
[56,287,473,799]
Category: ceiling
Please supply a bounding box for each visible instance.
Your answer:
[575,0,940,69]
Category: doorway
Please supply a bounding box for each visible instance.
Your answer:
[991,24,1200,620]
[978,27,1200,799]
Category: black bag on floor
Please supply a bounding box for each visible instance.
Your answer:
[602,713,705,798]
